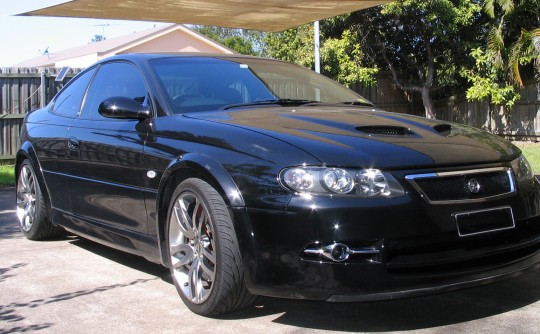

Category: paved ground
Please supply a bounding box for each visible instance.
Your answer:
[1,185,540,334]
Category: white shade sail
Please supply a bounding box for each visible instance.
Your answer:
[21,0,390,32]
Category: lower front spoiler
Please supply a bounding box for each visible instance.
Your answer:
[245,247,540,302]
[327,262,540,302]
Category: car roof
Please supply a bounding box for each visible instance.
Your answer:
[100,52,276,65]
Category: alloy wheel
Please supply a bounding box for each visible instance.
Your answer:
[16,165,37,232]
[169,191,217,304]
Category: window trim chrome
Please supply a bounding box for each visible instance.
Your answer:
[405,167,516,204]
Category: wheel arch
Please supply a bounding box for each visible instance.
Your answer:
[155,152,245,265]
[15,142,52,216]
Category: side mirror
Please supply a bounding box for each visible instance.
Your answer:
[98,96,151,120]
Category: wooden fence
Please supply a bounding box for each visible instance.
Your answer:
[351,74,425,116]
[0,67,82,160]
[1,68,539,161]
[435,84,540,139]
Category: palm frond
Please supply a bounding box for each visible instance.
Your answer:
[508,29,539,86]
[499,0,515,15]
[487,26,505,68]
[532,28,540,74]
[483,0,496,18]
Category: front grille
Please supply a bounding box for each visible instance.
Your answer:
[406,168,514,203]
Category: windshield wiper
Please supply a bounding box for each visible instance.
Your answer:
[222,99,319,110]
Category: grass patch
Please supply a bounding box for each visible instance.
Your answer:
[513,141,540,175]
[0,164,15,186]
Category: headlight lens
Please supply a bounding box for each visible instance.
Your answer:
[322,168,355,194]
[282,167,314,191]
[511,155,534,182]
[357,169,391,197]
[280,166,405,198]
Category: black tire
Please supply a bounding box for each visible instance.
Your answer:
[165,178,255,316]
[16,160,63,240]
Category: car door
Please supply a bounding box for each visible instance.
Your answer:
[34,67,97,215]
[65,61,151,234]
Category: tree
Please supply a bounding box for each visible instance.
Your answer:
[483,0,540,87]
[320,29,379,87]
[326,1,483,119]
[461,0,539,110]
[263,24,379,87]
[461,47,519,106]
[263,24,315,69]
[194,26,263,56]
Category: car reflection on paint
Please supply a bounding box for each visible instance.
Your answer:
[16,53,540,316]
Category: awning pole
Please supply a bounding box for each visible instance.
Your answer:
[314,21,320,73]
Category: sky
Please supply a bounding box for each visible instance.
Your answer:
[0,0,168,66]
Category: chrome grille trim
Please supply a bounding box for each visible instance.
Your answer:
[406,167,515,204]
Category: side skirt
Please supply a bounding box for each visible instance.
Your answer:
[52,208,164,265]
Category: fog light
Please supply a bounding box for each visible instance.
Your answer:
[329,243,350,262]
[302,241,383,263]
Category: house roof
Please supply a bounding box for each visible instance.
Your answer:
[15,24,234,67]
[21,0,391,32]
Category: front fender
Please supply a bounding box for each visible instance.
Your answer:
[158,152,245,208]
[155,152,245,266]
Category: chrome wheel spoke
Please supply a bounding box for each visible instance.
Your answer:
[170,244,195,268]
[20,167,30,190]
[202,247,216,266]
[189,258,204,303]
[175,201,196,240]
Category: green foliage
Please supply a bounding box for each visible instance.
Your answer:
[263,23,379,86]
[0,165,15,186]
[461,47,520,106]
[194,26,263,56]
[320,30,378,87]
[375,0,482,87]
[263,25,315,69]
[483,0,540,87]
[326,0,483,118]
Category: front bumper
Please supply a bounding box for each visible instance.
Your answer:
[233,176,540,301]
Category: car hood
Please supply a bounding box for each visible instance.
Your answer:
[186,106,520,169]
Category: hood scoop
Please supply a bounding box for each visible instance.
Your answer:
[433,123,453,137]
[355,125,416,137]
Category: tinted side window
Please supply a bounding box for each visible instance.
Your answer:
[81,62,148,120]
[51,68,96,118]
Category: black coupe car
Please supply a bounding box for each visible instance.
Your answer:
[16,53,540,316]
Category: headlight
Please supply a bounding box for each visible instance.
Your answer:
[511,155,534,182]
[280,166,405,198]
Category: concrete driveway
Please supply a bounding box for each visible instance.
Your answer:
[1,185,540,334]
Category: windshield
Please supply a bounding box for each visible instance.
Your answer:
[149,57,372,113]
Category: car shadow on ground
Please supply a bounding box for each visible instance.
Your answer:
[68,235,540,332]
[68,237,171,283]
